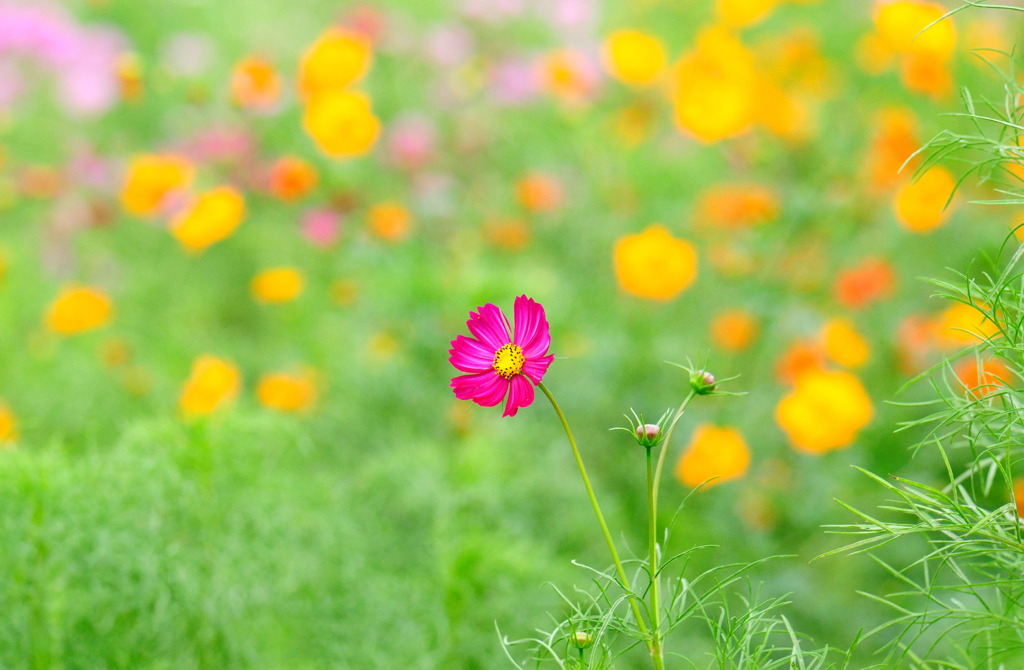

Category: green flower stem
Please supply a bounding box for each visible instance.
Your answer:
[537,382,654,656]
[645,389,697,670]
[646,445,664,666]
[652,390,698,515]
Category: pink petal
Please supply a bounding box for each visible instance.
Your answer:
[448,334,495,373]
[451,370,509,407]
[466,303,511,350]
[503,374,535,417]
[513,295,551,357]
[522,353,554,385]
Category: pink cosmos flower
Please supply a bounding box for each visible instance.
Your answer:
[449,295,554,417]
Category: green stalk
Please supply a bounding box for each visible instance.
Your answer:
[646,445,664,666]
[645,389,697,669]
[537,382,655,659]
[652,390,698,515]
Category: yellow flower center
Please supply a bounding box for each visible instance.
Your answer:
[493,343,525,380]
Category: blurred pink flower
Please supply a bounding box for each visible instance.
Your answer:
[449,295,554,417]
[386,114,436,170]
[301,208,341,248]
[547,0,596,33]
[423,24,474,66]
[462,0,527,22]
[0,2,124,116]
[489,57,541,106]
[57,27,123,116]
[180,126,257,166]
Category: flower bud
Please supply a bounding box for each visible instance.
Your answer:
[570,630,594,649]
[636,423,661,445]
[691,369,717,395]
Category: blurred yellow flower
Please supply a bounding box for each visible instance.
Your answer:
[875,0,956,60]
[251,267,304,303]
[822,318,870,369]
[716,0,779,27]
[120,154,193,216]
[894,166,956,233]
[257,370,317,412]
[775,369,873,454]
[613,225,698,300]
[710,308,759,352]
[758,84,814,143]
[368,202,412,242]
[0,402,17,446]
[602,30,667,86]
[676,424,751,488]
[303,91,381,158]
[934,301,998,348]
[298,28,371,100]
[179,356,240,416]
[45,286,113,335]
[171,186,246,252]
[671,27,759,143]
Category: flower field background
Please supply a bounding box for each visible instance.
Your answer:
[1,0,1023,667]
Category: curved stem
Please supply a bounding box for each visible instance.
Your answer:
[537,382,653,650]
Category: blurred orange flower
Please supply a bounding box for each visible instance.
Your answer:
[775,369,873,454]
[171,186,246,252]
[0,402,17,445]
[231,55,282,111]
[368,202,412,242]
[613,225,698,300]
[484,218,531,251]
[874,1,956,98]
[298,28,371,100]
[516,173,564,213]
[121,154,193,216]
[894,166,956,233]
[834,257,896,309]
[268,156,318,201]
[954,357,1011,399]
[179,355,240,416]
[676,424,751,488]
[776,340,826,385]
[865,108,920,190]
[671,27,758,143]
[541,49,599,103]
[710,308,759,352]
[303,91,381,158]
[695,182,779,229]
[257,370,317,412]
[602,30,667,86]
[45,286,113,335]
[1014,477,1024,518]
[252,267,304,303]
[822,318,870,369]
